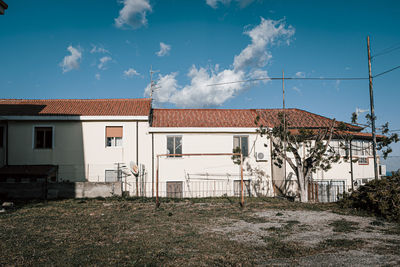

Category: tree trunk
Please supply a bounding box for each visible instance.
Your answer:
[297,169,308,203]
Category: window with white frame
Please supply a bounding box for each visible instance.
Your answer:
[233,135,249,157]
[106,126,123,147]
[361,140,371,156]
[167,136,182,157]
[34,127,53,149]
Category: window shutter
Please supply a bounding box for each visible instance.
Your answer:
[106,126,123,138]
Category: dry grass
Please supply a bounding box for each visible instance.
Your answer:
[0,197,399,266]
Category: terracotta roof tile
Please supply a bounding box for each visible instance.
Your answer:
[0,98,152,116]
[255,109,361,130]
[151,109,260,127]
[151,108,361,130]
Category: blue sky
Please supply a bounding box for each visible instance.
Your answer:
[1,0,400,168]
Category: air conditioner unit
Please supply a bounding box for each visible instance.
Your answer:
[255,152,267,162]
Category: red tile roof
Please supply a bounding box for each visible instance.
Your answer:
[151,109,260,127]
[0,98,152,116]
[255,109,361,130]
[151,108,362,131]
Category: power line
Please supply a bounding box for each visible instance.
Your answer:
[372,43,400,58]
[373,64,400,78]
[206,76,368,86]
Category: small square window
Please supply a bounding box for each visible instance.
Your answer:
[233,136,248,157]
[106,126,123,147]
[167,136,182,157]
[34,127,53,149]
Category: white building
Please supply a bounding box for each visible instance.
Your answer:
[0,98,383,200]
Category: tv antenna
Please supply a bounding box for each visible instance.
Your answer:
[149,66,160,98]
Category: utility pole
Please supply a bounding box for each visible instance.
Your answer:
[367,36,379,180]
[282,70,287,181]
[349,140,354,191]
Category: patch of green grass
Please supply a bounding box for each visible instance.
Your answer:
[329,220,359,233]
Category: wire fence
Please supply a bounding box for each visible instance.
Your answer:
[0,162,377,203]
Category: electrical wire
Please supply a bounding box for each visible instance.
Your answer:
[206,76,368,86]
[373,65,400,78]
[372,43,400,58]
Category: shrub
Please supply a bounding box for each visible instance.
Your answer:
[339,174,400,222]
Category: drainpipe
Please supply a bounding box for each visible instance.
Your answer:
[136,121,139,197]
[152,132,154,197]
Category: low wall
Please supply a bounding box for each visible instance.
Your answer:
[0,182,122,199]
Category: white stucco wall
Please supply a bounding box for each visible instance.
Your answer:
[6,119,152,192]
[8,121,86,181]
[151,130,274,197]
[5,118,380,198]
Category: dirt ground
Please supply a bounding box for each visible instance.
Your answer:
[0,197,399,266]
[211,209,400,266]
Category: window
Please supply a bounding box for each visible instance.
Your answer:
[105,169,122,182]
[233,136,248,157]
[34,127,53,149]
[0,126,3,148]
[361,140,371,156]
[358,157,368,165]
[106,126,123,147]
[167,136,182,157]
[167,181,183,198]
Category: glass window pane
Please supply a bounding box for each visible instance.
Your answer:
[167,137,174,155]
[175,137,182,156]
[233,136,240,150]
[106,137,112,147]
[45,130,52,148]
[36,130,44,148]
[115,137,123,147]
[241,136,248,157]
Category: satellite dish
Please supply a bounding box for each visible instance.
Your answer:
[130,161,139,176]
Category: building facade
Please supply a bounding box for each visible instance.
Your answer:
[0,98,383,199]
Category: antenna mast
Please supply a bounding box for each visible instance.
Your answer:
[149,66,160,99]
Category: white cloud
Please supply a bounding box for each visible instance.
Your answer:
[115,0,152,29]
[233,18,294,71]
[146,18,294,107]
[206,0,230,8]
[98,56,112,70]
[123,68,140,78]
[95,73,101,80]
[156,42,171,57]
[90,45,110,54]
[60,45,82,73]
[295,71,305,78]
[145,72,180,103]
[292,86,301,93]
[206,0,255,9]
